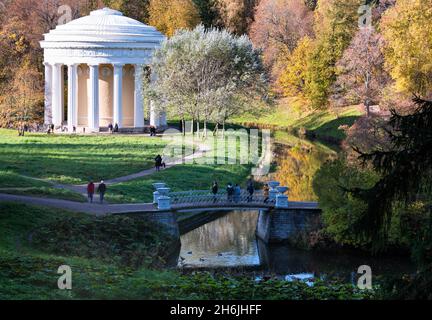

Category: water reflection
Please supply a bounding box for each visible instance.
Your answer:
[179,211,415,280]
[179,211,260,267]
[272,142,335,201]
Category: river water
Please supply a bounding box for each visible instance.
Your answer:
[177,135,415,281]
[178,210,415,281]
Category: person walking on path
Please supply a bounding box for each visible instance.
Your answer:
[97,180,107,204]
[234,184,241,203]
[226,183,234,202]
[247,178,254,202]
[212,181,219,203]
[155,154,163,172]
[87,180,95,203]
[263,184,270,203]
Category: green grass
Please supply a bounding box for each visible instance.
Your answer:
[106,164,253,204]
[0,187,86,202]
[0,203,375,300]
[0,129,167,184]
[0,171,51,188]
[233,103,364,142]
[0,171,86,202]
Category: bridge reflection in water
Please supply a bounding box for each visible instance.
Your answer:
[177,210,415,280]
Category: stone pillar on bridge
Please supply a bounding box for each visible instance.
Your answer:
[275,186,289,209]
[152,183,166,204]
[157,187,171,210]
[268,181,280,201]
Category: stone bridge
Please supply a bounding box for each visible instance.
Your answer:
[121,181,322,244]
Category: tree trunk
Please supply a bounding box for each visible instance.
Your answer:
[222,121,226,138]
[181,118,185,136]
[203,121,207,139]
[365,100,371,117]
[197,121,200,138]
[191,119,194,135]
[213,123,219,136]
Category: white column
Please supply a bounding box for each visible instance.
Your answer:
[150,102,160,127]
[113,64,123,128]
[134,64,145,128]
[149,70,160,127]
[52,63,63,127]
[88,64,99,132]
[67,64,78,132]
[44,63,53,125]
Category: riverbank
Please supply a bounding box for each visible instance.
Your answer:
[0,202,377,300]
[232,103,363,144]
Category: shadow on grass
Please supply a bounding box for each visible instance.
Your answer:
[311,115,361,141]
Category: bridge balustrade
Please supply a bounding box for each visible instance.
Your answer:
[168,190,273,208]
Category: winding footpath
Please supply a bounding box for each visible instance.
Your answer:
[0,142,211,214]
[54,141,211,195]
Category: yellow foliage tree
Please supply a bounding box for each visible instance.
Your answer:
[148,0,201,37]
[277,36,314,110]
[381,0,432,95]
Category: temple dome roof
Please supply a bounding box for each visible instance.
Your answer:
[41,8,165,49]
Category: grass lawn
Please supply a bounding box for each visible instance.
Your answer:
[0,129,167,184]
[233,102,364,142]
[106,163,254,203]
[0,202,375,300]
[0,171,86,202]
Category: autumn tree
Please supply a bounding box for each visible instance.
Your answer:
[380,0,432,96]
[148,0,201,37]
[305,0,362,109]
[102,0,150,22]
[0,59,44,129]
[192,0,218,27]
[249,0,313,82]
[332,27,388,116]
[215,0,258,35]
[0,0,87,128]
[278,36,314,109]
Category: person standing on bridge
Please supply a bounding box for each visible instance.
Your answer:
[263,184,270,203]
[226,183,234,202]
[234,184,241,203]
[212,181,219,203]
[97,180,107,204]
[87,180,95,203]
[247,178,255,202]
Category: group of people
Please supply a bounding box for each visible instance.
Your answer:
[87,180,107,204]
[108,123,119,134]
[210,178,270,203]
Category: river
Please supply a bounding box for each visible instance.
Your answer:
[177,134,415,281]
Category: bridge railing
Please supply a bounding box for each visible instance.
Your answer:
[168,190,273,207]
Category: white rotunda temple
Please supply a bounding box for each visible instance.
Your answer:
[40,7,167,132]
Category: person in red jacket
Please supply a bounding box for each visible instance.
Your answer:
[87,180,95,203]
